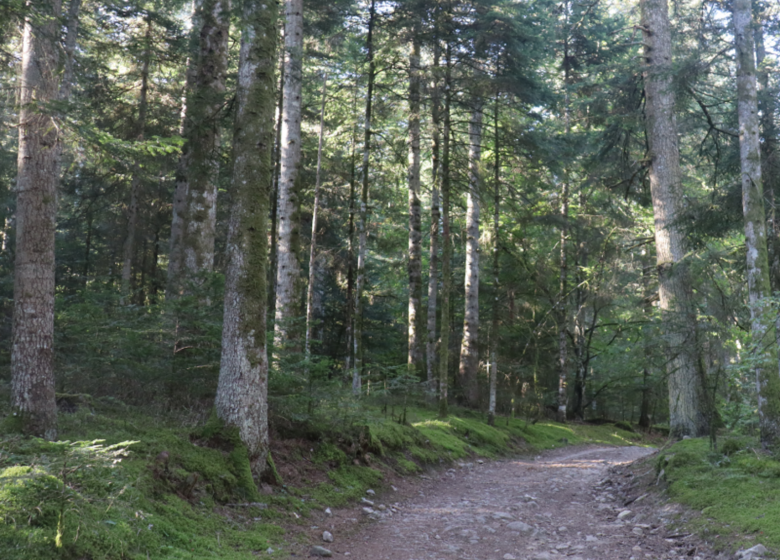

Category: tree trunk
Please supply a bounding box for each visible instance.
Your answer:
[305,74,328,361]
[638,256,654,429]
[488,94,500,427]
[458,98,483,409]
[216,0,277,476]
[426,45,441,393]
[557,179,568,423]
[438,44,452,418]
[407,37,423,376]
[167,0,230,296]
[732,0,780,447]
[572,190,588,420]
[755,16,780,291]
[273,0,304,351]
[59,0,81,101]
[353,0,377,395]
[268,39,285,316]
[344,77,359,373]
[11,0,64,440]
[640,0,708,437]
[121,16,152,300]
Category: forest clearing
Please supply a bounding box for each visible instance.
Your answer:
[2,0,780,557]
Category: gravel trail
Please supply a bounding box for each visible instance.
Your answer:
[306,445,723,560]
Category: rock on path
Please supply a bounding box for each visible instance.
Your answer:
[324,446,726,560]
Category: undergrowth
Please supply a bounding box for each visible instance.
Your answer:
[0,399,648,559]
[656,437,780,554]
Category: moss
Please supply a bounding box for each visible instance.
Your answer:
[720,438,744,456]
[395,458,421,474]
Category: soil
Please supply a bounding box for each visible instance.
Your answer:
[290,445,731,560]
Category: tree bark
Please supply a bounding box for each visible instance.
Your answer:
[488,94,500,427]
[640,0,709,437]
[426,45,442,392]
[407,37,423,376]
[557,178,569,423]
[273,0,304,351]
[216,0,277,476]
[305,74,328,361]
[11,0,64,440]
[353,0,377,395]
[438,43,453,418]
[458,98,483,409]
[168,0,230,296]
[732,0,780,447]
[121,15,152,300]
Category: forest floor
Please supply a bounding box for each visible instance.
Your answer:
[289,445,735,560]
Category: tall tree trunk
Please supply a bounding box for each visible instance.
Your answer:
[438,43,453,418]
[121,16,152,300]
[268,39,285,316]
[167,0,230,296]
[59,0,81,101]
[344,77,359,373]
[407,37,423,376]
[11,0,65,439]
[458,98,483,409]
[216,0,277,476]
[755,16,780,291]
[426,45,441,393]
[273,0,304,352]
[572,190,588,420]
[640,0,708,437]
[732,0,780,447]
[488,94,500,427]
[638,255,654,429]
[305,74,328,361]
[352,0,377,395]
[557,179,568,422]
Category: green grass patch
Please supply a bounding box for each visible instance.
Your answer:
[656,437,780,554]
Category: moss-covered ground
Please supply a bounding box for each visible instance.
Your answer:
[0,400,649,559]
[654,437,780,554]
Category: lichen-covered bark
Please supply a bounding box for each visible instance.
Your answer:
[438,45,453,418]
[353,0,377,395]
[168,0,230,296]
[215,0,277,476]
[640,0,709,437]
[12,0,64,440]
[732,0,780,447]
[273,0,304,350]
[407,37,423,376]
[305,75,328,360]
[458,99,483,409]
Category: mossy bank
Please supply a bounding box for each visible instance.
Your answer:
[0,401,648,559]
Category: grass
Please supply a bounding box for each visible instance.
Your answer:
[0,399,651,559]
[655,437,780,554]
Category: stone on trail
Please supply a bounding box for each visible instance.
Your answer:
[736,545,769,560]
[366,489,375,495]
[322,531,334,543]
[503,554,517,560]
[492,511,514,520]
[324,507,332,516]
[310,545,333,557]
[617,509,632,520]
[506,521,533,533]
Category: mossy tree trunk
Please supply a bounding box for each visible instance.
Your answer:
[732,0,780,447]
[216,0,277,476]
[273,0,304,354]
[353,0,377,395]
[640,0,709,437]
[458,98,483,409]
[168,0,230,297]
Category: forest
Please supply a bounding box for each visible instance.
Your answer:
[1,0,780,556]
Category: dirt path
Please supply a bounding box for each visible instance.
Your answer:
[302,446,724,560]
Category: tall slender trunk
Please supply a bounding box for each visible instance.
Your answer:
[458,98,483,408]
[305,74,328,361]
[638,255,654,429]
[488,93,500,427]
[167,0,230,296]
[732,0,780,447]
[572,190,588,420]
[353,0,377,395]
[426,45,442,392]
[59,0,81,101]
[216,0,277,476]
[344,78,359,373]
[273,0,304,351]
[268,36,285,316]
[557,179,569,422]
[438,43,452,418]
[640,0,708,437]
[11,0,65,439]
[407,37,423,375]
[121,16,152,299]
[755,17,780,291]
